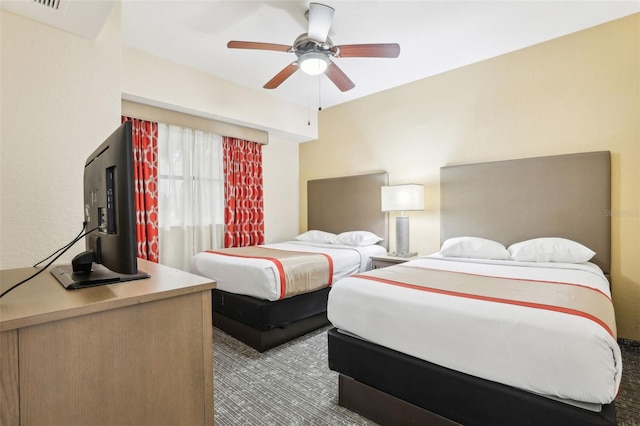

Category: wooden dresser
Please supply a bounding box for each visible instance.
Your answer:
[0,259,215,426]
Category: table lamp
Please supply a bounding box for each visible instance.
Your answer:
[381,184,424,257]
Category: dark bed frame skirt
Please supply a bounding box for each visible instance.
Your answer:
[212,288,331,352]
[327,328,617,426]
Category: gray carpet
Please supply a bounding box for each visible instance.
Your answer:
[213,325,374,426]
[213,326,640,425]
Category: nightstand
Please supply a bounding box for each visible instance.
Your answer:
[370,254,419,269]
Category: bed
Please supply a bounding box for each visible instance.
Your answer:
[190,172,389,352]
[327,151,620,426]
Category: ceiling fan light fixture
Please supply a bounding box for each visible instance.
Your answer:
[226,3,399,92]
[299,52,329,75]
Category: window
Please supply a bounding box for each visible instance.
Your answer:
[157,124,224,270]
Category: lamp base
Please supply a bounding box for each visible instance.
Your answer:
[395,216,414,257]
[387,251,418,258]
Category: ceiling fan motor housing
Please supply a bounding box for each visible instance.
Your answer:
[293,34,336,58]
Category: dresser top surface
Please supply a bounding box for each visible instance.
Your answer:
[0,259,215,331]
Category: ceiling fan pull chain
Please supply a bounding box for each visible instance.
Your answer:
[307,78,313,126]
[318,77,322,111]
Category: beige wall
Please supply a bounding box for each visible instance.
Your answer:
[300,14,640,340]
[0,7,122,269]
[262,134,300,243]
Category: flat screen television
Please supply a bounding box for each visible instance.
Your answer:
[51,121,150,289]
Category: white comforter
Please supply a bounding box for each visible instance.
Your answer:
[190,241,386,301]
[327,255,622,407]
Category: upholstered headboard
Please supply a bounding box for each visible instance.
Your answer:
[307,172,389,250]
[440,151,611,273]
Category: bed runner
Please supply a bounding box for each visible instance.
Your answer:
[206,247,333,300]
[351,265,616,338]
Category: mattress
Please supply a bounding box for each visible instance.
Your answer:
[191,241,386,301]
[327,255,622,407]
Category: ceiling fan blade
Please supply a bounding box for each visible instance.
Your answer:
[307,3,334,43]
[227,41,291,52]
[333,43,401,58]
[325,62,355,92]
[264,62,299,89]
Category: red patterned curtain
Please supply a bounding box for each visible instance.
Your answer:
[122,116,159,262]
[222,137,265,247]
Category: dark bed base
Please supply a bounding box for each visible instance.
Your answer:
[213,310,329,352]
[327,328,616,426]
[212,288,331,352]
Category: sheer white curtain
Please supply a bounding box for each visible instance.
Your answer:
[157,124,224,271]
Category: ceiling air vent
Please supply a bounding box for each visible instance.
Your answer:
[33,0,62,11]
[1,0,113,39]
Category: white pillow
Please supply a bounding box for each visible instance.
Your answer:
[331,231,383,247]
[439,237,511,260]
[295,230,336,244]
[508,238,595,263]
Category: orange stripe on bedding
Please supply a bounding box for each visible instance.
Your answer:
[401,265,613,301]
[350,266,616,338]
[256,247,334,286]
[205,247,333,299]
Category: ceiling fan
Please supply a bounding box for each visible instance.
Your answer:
[227,3,400,92]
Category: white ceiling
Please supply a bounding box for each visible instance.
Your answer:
[4,1,639,109]
[120,1,639,109]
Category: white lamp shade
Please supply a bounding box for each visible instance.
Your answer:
[381,184,424,212]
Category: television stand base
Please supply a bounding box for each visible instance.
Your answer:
[51,263,150,290]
